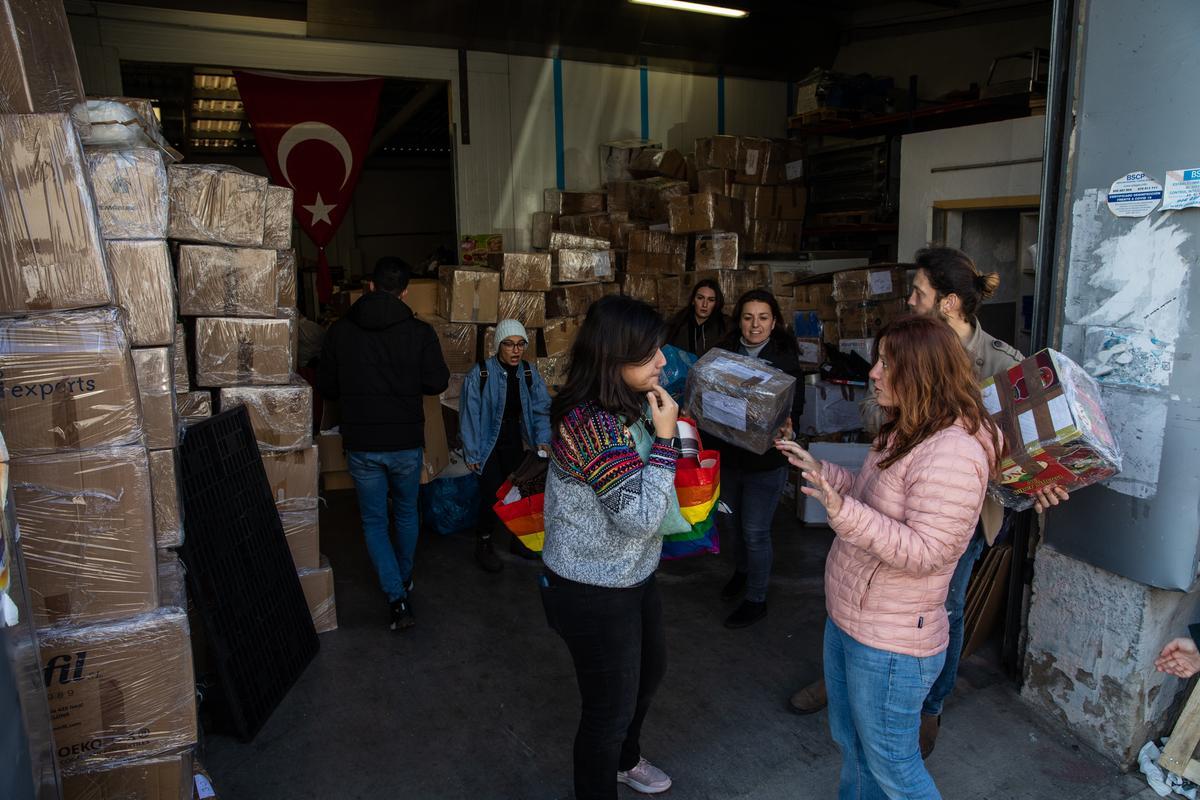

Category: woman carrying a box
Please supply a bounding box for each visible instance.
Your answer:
[711,289,804,629]
[540,295,681,799]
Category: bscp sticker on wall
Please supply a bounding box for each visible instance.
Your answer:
[1106,171,1163,217]
[1163,168,1200,211]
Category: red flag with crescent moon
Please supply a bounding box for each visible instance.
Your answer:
[233,70,384,303]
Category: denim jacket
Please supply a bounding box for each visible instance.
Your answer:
[460,356,553,472]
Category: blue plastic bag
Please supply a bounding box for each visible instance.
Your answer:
[419,471,479,535]
[661,345,698,400]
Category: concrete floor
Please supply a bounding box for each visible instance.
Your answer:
[204,490,1155,800]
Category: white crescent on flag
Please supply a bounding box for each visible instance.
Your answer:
[277,121,354,190]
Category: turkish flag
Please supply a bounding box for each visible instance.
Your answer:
[233,70,384,303]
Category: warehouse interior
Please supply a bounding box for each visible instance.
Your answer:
[2,0,1170,799]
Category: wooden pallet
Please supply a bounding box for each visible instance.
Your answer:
[1160,680,1200,782]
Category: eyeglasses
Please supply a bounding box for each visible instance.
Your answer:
[500,340,528,351]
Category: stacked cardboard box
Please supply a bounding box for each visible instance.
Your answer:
[0,96,199,788]
[831,265,909,352]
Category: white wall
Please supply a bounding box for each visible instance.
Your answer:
[834,13,1052,101]
[897,116,1046,257]
[67,3,787,255]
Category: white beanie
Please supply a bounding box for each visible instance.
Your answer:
[493,319,529,352]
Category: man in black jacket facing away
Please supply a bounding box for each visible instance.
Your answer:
[318,258,450,632]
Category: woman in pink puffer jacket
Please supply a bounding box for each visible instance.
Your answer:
[778,316,1003,800]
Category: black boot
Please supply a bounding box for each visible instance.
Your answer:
[475,535,503,573]
[724,599,767,629]
[721,570,748,601]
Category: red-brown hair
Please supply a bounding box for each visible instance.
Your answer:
[873,315,1003,472]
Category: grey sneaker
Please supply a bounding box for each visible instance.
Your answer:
[617,758,672,794]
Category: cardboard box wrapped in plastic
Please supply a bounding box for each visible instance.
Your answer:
[543,316,583,357]
[132,347,177,450]
[498,291,547,329]
[537,355,570,393]
[262,445,318,506]
[85,147,168,240]
[156,549,186,608]
[38,609,198,775]
[683,349,797,454]
[554,249,615,283]
[280,506,319,571]
[11,444,157,628]
[438,265,500,324]
[148,448,182,549]
[218,381,313,451]
[608,177,689,224]
[167,163,267,246]
[105,240,175,347]
[262,185,293,249]
[423,314,477,373]
[628,148,687,180]
[548,231,609,252]
[61,750,193,800]
[695,135,739,170]
[0,308,143,456]
[275,249,297,307]
[194,317,293,387]
[599,138,660,185]
[0,0,87,126]
[501,252,552,292]
[177,245,278,318]
[177,390,211,426]
[546,283,603,319]
[622,274,659,305]
[832,265,908,303]
[668,193,744,235]
[0,113,113,314]
[695,233,740,271]
[172,322,189,391]
[298,556,337,633]
[746,220,802,254]
[530,212,556,250]
[836,299,907,340]
[544,188,605,215]
[981,349,1122,511]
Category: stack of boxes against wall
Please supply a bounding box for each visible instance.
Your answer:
[167,159,336,635]
[0,6,198,792]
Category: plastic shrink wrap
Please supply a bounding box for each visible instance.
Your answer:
[543,189,605,215]
[132,347,177,451]
[275,249,297,307]
[194,317,293,387]
[148,448,182,549]
[537,355,570,393]
[981,349,1122,511]
[542,316,583,357]
[298,556,337,633]
[422,315,477,373]
[106,240,175,347]
[501,252,552,291]
[262,185,293,250]
[554,249,615,283]
[548,231,609,252]
[438,266,500,324]
[668,193,744,235]
[0,0,87,128]
[546,283,603,319]
[683,348,797,455]
[155,550,186,609]
[172,323,189,392]
[218,380,313,451]
[176,391,212,426]
[167,163,267,246]
[0,308,143,456]
[80,99,180,162]
[11,444,156,628]
[599,138,660,186]
[0,113,113,314]
[695,233,740,271]
[85,147,168,240]
[61,751,192,800]
[176,245,278,318]
[38,609,198,774]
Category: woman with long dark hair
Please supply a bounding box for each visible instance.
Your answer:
[541,295,681,799]
[710,289,804,629]
[666,278,727,356]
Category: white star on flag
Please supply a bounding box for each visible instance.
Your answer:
[303,193,337,226]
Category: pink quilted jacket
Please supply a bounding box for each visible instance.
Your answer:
[822,423,993,658]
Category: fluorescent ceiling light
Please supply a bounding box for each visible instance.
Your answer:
[629,0,749,19]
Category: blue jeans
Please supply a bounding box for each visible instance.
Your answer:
[721,465,787,603]
[825,618,945,800]
[348,448,422,603]
[922,528,986,717]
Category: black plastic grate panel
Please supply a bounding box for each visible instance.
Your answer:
[178,406,318,741]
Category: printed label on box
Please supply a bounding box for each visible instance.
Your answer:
[981,382,1001,416]
[721,361,773,384]
[744,149,760,176]
[1047,393,1074,433]
[786,160,804,181]
[1018,410,1040,446]
[703,390,748,431]
[868,271,893,296]
[595,251,612,277]
[797,341,821,363]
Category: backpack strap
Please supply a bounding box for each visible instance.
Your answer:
[478,366,488,394]
[523,365,533,390]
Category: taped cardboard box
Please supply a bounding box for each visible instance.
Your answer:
[298,556,337,633]
[438,266,500,324]
[280,507,319,571]
[316,433,348,474]
[61,749,192,800]
[599,138,660,185]
[836,299,907,340]
[554,249,615,283]
[697,168,736,197]
[694,135,739,170]
[12,444,156,629]
[167,164,267,246]
[794,282,837,317]
[172,323,189,392]
[176,390,211,427]
[546,283,603,319]
[498,290,547,329]
[531,212,557,250]
[0,308,143,457]
[262,445,319,508]
[405,278,439,317]
[628,148,687,180]
[275,249,297,307]
[746,220,802,254]
[218,380,313,451]
[106,240,175,347]
[668,194,744,235]
[683,348,797,455]
[981,349,1121,511]
[194,317,293,387]
[543,316,583,357]
[831,265,908,302]
[132,348,177,451]
[177,245,278,318]
[148,448,182,549]
[558,212,610,238]
[734,137,786,185]
[459,233,503,266]
[0,0,87,126]
[625,177,690,224]
[422,314,477,373]
[549,231,609,252]
[39,610,198,775]
[695,233,740,271]
[622,274,659,305]
[262,185,293,250]
[544,189,605,215]
[0,113,113,314]
[537,355,570,394]
[420,394,449,484]
[732,184,807,221]
[629,230,687,256]
[611,219,646,250]
[85,147,168,240]
[501,252,552,292]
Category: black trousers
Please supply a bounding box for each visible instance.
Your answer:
[476,442,525,539]
[541,571,667,800]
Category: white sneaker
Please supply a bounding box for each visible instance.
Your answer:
[617,758,672,794]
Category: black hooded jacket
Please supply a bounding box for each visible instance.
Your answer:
[317,291,450,452]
